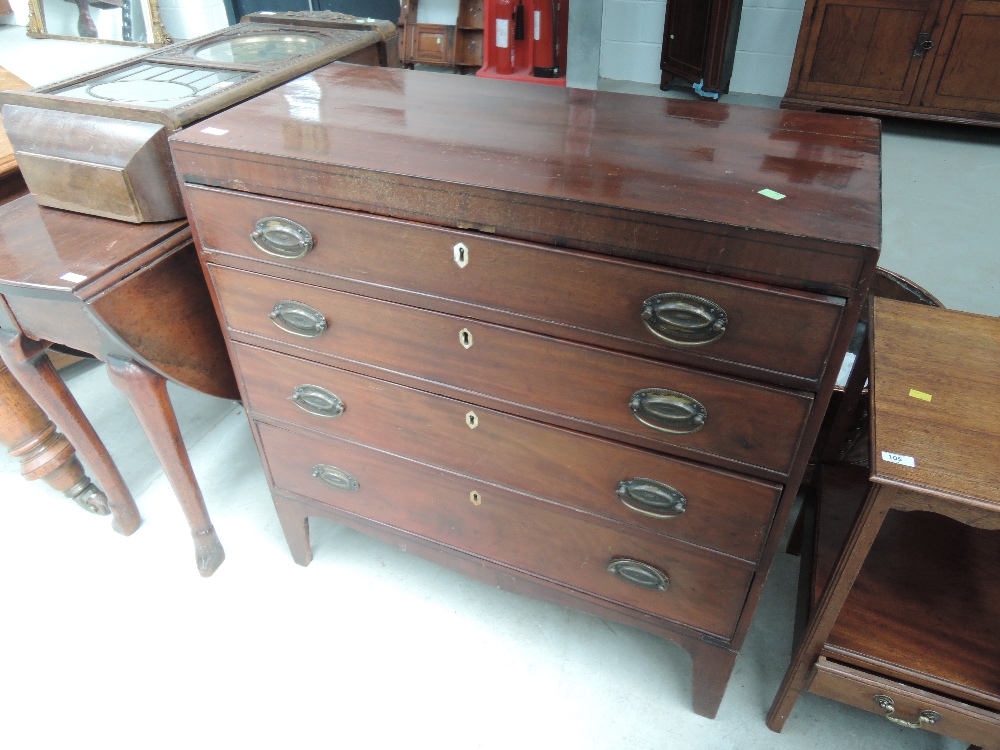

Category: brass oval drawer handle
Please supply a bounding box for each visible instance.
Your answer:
[616,478,686,519]
[312,464,359,492]
[629,388,707,434]
[607,558,670,591]
[291,384,344,418]
[250,216,314,260]
[873,695,941,729]
[641,293,727,346]
[269,300,328,338]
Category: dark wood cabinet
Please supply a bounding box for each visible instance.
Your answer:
[399,0,483,72]
[172,65,880,719]
[660,0,743,98]
[785,0,1000,126]
[920,0,1000,115]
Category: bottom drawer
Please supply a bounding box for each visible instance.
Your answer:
[258,421,754,639]
[809,658,1000,746]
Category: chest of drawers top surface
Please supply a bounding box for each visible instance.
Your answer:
[171,65,880,292]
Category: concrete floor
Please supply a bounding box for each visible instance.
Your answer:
[0,23,995,750]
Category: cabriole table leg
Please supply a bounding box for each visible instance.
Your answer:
[106,355,224,577]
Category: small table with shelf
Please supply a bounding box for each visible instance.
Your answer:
[768,297,1000,748]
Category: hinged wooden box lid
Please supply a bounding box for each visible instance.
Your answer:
[171,65,881,296]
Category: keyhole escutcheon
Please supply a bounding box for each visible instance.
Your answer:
[469,490,482,506]
[466,411,479,429]
[459,328,474,349]
[454,242,469,268]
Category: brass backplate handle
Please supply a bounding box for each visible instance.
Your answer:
[607,558,670,591]
[629,388,707,434]
[617,478,687,519]
[250,216,314,259]
[269,300,328,338]
[312,464,359,492]
[291,384,344,418]
[873,695,941,729]
[641,293,727,346]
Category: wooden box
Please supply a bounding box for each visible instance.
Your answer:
[0,11,398,223]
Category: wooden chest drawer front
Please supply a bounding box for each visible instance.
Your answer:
[213,266,813,475]
[235,344,782,561]
[190,186,845,386]
[258,422,754,639]
[809,659,1000,747]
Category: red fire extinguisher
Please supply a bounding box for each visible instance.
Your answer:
[495,0,515,74]
[533,0,559,78]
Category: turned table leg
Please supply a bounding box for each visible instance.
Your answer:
[0,358,109,514]
[105,355,224,577]
[0,332,140,535]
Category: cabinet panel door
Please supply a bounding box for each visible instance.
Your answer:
[796,0,941,104]
[921,0,1000,114]
[660,0,739,91]
[661,0,713,82]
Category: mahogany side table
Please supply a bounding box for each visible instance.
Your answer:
[2,68,107,514]
[768,298,1000,747]
[0,195,238,575]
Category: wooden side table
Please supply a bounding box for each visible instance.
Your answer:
[0,195,238,575]
[768,298,1000,747]
[2,68,104,514]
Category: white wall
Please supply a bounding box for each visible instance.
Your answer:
[728,0,805,97]
[6,0,29,27]
[596,0,806,97]
[599,0,665,86]
[159,0,229,41]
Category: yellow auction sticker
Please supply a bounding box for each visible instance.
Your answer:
[909,389,932,402]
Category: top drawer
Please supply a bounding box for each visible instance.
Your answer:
[188,186,845,388]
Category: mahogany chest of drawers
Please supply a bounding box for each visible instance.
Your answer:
[171,65,880,718]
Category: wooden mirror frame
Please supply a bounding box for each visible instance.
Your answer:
[26,0,172,47]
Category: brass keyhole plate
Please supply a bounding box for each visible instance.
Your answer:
[466,411,479,429]
[459,328,474,349]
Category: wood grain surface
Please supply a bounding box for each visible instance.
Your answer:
[815,464,1000,710]
[189,185,847,387]
[871,298,1000,507]
[0,66,29,180]
[212,264,814,476]
[171,64,880,296]
[235,343,782,562]
[0,196,187,295]
[258,421,754,639]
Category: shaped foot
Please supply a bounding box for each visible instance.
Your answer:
[193,526,225,577]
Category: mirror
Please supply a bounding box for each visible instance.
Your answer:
[26,0,172,46]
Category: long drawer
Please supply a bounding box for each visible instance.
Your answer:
[258,421,755,639]
[234,343,782,561]
[189,186,846,386]
[212,265,813,476]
